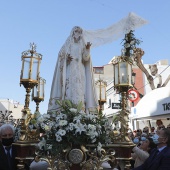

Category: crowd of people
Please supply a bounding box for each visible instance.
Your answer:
[0,120,170,170]
[127,120,170,170]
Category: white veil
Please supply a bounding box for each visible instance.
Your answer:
[83,12,148,48]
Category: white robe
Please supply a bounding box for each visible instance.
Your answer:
[48,26,98,112]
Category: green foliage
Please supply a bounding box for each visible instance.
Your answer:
[121,30,142,56]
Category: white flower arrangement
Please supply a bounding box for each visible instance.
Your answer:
[35,100,113,155]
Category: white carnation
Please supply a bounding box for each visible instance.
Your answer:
[56,135,62,142]
[59,120,68,126]
[57,129,66,136]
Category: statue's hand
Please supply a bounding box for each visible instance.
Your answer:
[86,42,92,49]
[67,54,73,63]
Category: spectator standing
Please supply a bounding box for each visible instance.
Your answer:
[0,123,17,170]
[135,129,142,138]
[150,127,155,136]
[143,126,149,136]
[156,119,165,131]
[156,119,163,127]
[157,124,165,131]
[131,138,156,168]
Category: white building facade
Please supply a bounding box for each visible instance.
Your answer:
[0,99,24,121]
[93,59,170,130]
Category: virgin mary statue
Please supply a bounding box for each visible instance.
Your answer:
[48,12,147,112]
[48,26,98,112]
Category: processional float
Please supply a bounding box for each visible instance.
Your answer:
[13,12,151,170]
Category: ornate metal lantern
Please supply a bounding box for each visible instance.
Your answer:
[32,77,46,112]
[113,56,133,92]
[20,43,42,113]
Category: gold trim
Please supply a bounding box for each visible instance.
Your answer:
[116,157,132,160]
[13,142,38,146]
[68,148,84,164]
[20,79,38,83]
[15,157,34,160]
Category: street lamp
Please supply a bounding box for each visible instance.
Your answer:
[32,77,46,112]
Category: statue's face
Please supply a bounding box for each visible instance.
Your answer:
[72,27,82,42]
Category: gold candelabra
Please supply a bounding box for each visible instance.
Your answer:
[95,75,107,113]
[19,43,42,142]
[110,30,139,169]
[13,43,43,170]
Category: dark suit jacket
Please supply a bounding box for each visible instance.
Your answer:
[132,146,170,170]
[0,143,17,170]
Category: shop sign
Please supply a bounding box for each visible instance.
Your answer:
[162,103,170,111]
[112,103,121,109]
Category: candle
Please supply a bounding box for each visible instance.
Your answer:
[122,73,125,83]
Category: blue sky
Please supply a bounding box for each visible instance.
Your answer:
[0,0,170,114]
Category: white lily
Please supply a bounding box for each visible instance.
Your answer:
[69,108,77,113]
[74,120,86,135]
[73,115,82,122]
[56,113,67,120]
[85,113,97,120]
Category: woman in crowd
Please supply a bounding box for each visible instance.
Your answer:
[131,137,157,168]
[149,126,155,136]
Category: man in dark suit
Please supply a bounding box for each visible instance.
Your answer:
[132,128,170,170]
[0,123,17,170]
